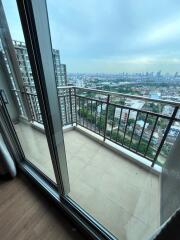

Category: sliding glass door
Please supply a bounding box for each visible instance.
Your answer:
[2,1,179,240]
[0,0,69,194]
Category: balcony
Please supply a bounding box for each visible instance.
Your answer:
[15,85,180,167]
[12,86,180,239]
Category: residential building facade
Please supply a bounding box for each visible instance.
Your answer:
[13,40,67,87]
[12,40,69,124]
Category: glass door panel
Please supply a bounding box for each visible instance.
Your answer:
[2,0,179,239]
[46,0,180,239]
[0,1,57,182]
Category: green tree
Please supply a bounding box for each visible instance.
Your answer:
[97,116,105,131]
[127,119,135,126]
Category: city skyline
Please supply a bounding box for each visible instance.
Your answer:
[3,0,180,73]
[67,71,179,75]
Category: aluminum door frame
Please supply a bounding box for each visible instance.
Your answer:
[16,0,70,195]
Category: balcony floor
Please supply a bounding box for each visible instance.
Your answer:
[15,122,160,240]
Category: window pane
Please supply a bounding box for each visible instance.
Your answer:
[46,0,180,239]
[2,0,179,239]
[1,0,56,183]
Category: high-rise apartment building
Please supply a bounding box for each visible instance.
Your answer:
[12,40,69,124]
[13,40,67,87]
[59,64,67,86]
[53,49,67,86]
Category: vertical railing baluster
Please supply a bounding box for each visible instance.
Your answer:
[103,94,110,141]
[67,90,70,124]
[74,88,77,126]
[22,86,34,121]
[115,107,123,143]
[82,97,85,127]
[29,86,37,121]
[33,95,37,122]
[91,100,93,130]
[94,100,98,133]
[34,96,38,121]
[86,98,89,129]
[129,111,139,149]
[26,92,35,121]
[136,113,148,153]
[33,94,38,122]
[122,109,130,145]
[64,95,67,125]
[99,102,103,135]
[144,115,158,157]
[21,87,32,121]
[78,97,81,125]
[110,106,116,140]
[85,98,87,128]
[32,94,38,122]
[69,88,73,126]
[151,106,179,167]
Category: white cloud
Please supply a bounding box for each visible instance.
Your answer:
[3,0,180,73]
[142,17,180,45]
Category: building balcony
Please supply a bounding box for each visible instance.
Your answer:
[14,85,180,167]
[12,86,180,239]
[14,122,160,240]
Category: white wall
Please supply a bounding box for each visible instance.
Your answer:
[161,134,180,224]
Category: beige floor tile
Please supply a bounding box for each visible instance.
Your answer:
[14,122,160,240]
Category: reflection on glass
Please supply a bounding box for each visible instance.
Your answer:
[2,1,56,183]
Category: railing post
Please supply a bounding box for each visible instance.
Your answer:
[151,106,179,167]
[74,87,77,126]
[21,86,34,121]
[103,94,110,141]
[69,87,73,126]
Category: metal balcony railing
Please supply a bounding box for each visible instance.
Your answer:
[11,85,180,167]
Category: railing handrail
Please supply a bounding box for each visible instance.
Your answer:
[74,87,180,107]
[57,85,74,89]
[14,85,180,107]
[13,87,180,121]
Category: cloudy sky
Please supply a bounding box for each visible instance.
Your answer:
[3,0,180,73]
